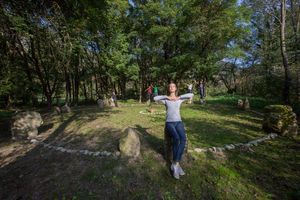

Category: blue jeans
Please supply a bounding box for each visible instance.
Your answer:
[165,121,186,162]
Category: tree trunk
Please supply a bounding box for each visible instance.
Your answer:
[290,0,300,100]
[83,81,88,101]
[64,69,71,105]
[71,74,74,104]
[73,55,80,106]
[30,37,53,110]
[139,73,143,103]
[46,94,52,110]
[90,79,93,100]
[15,36,37,105]
[4,94,12,109]
[280,0,291,104]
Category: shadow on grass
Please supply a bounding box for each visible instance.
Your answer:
[134,124,164,157]
[184,116,264,148]
[0,119,11,143]
[224,137,300,199]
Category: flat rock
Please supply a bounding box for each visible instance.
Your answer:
[119,127,141,158]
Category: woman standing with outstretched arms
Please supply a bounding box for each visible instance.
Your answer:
[154,82,194,179]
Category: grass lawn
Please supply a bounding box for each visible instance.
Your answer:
[0,95,299,199]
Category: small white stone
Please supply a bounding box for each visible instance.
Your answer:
[244,143,251,147]
[71,150,77,154]
[30,139,39,144]
[235,143,243,147]
[194,148,204,153]
[252,142,258,146]
[217,147,224,152]
[83,150,89,155]
[225,144,235,150]
[115,151,121,156]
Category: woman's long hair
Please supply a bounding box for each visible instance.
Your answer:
[166,81,178,96]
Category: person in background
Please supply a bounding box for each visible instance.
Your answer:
[153,85,158,97]
[198,79,206,104]
[145,84,153,103]
[187,83,193,93]
[153,85,159,104]
[187,83,193,104]
[111,91,118,107]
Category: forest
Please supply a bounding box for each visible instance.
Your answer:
[1,0,299,108]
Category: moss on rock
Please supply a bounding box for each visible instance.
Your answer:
[263,105,298,137]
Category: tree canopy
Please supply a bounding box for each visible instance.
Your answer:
[0,0,299,108]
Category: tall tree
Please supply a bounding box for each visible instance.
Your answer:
[280,0,291,104]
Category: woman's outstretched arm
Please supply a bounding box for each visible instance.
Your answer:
[179,93,194,100]
[154,95,168,101]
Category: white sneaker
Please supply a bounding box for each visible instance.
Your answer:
[178,165,185,176]
[170,163,175,171]
[171,164,180,179]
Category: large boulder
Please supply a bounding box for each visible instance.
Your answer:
[11,111,43,140]
[119,128,140,158]
[263,105,298,137]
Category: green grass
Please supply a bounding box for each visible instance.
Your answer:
[1,95,300,199]
[205,94,280,110]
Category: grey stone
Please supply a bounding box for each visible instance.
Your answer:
[216,147,223,152]
[225,144,235,150]
[262,105,298,137]
[53,106,61,114]
[61,104,71,113]
[94,152,100,156]
[194,148,205,153]
[235,143,243,147]
[243,98,250,110]
[30,139,39,144]
[97,99,104,109]
[11,111,43,140]
[237,99,244,109]
[119,128,141,158]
